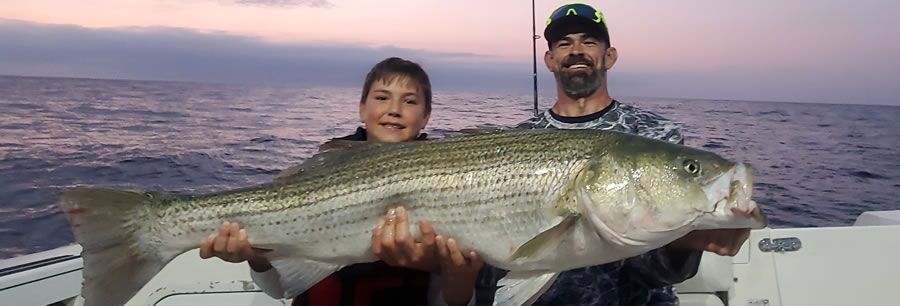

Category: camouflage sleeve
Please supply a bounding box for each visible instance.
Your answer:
[514,114,548,130]
[621,247,702,289]
[630,106,685,145]
[664,126,684,145]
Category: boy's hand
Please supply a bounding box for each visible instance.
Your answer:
[199,221,272,272]
[436,235,483,306]
[371,206,440,273]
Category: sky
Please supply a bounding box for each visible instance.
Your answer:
[1,0,899,105]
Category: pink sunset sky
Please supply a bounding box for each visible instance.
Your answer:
[2,0,899,105]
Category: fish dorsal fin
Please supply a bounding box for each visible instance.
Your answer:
[508,213,580,262]
[272,164,304,182]
[318,138,375,152]
[273,140,382,183]
[273,164,305,182]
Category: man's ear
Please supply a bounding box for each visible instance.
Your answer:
[604,46,618,70]
[358,101,366,123]
[544,50,556,72]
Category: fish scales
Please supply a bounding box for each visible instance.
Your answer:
[125,131,597,267]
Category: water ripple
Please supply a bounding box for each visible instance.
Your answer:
[0,76,898,259]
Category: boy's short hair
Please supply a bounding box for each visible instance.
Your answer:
[360,57,433,116]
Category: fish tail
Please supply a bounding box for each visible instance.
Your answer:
[59,187,173,306]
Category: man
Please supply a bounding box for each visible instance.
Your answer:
[475,3,751,305]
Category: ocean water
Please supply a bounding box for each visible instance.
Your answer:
[1,75,898,259]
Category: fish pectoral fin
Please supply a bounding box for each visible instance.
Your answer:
[494,271,558,306]
[269,257,343,299]
[508,214,580,262]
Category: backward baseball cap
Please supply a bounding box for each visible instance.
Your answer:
[544,3,610,47]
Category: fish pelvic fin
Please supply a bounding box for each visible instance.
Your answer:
[494,271,558,306]
[274,140,386,183]
[58,187,174,306]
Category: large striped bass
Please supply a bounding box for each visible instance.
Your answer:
[59,128,767,306]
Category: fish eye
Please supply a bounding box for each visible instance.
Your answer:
[683,159,701,176]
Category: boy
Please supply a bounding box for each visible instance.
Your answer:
[199,57,481,306]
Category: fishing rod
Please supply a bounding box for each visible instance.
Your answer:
[531,0,540,116]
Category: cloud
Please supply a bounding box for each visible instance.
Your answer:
[226,0,333,8]
[1,19,898,105]
[0,19,536,93]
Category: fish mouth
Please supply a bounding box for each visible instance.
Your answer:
[700,163,768,229]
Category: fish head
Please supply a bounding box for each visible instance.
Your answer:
[692,158,768,230]
[575,136,768,245]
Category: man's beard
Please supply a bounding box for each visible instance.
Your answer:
[556,55,604,99]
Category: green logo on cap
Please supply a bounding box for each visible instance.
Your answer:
[546,3,606,25]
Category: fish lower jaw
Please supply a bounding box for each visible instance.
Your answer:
[729,198,756,215]
[693,199,767,230]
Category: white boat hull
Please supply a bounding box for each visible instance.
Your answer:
[3,210,899,306]
[676,210,900,306]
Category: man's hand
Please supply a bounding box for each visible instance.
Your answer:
[669,207,754,256]
[199,221,272,272]
[669,228,751,256]
[371,206,440,272]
